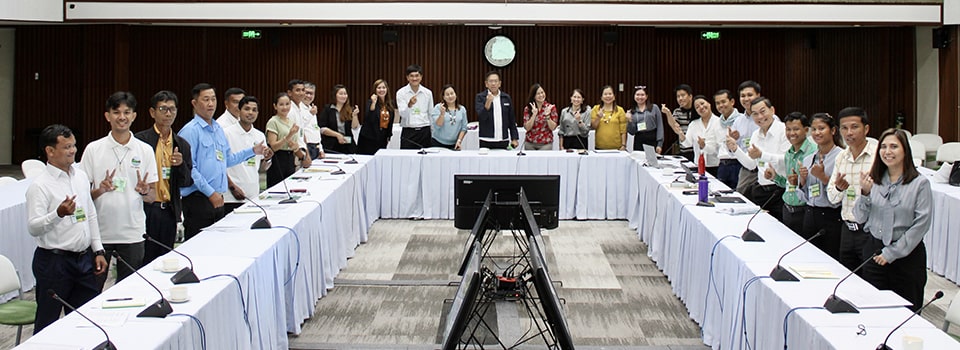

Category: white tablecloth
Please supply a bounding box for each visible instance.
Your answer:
[627,157,959,349]
[386,124,641,152]
[920,168,960,283]
[0,178,36,303]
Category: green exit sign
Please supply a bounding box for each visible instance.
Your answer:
[242,30,262,40]
[701,31,720,40]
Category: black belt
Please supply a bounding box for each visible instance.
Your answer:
[757,184,780,192]
[843,220,863,232]
[147,201,171,210]
[39,247,89,258]
[404,126,429,131]
[719,159,739,165]
[783,203,806,213]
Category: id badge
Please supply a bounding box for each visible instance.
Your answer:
[246,157,257,167]
[113,176,128,192]
[787,184,796,192]
[744,137,751,148]
[758,160,765,168]
[638,122,647,131]
[846,188,856,201]
[161,166,171,180]
[810,183,821,197]
[73,206,86,223]
[216,150,224,162]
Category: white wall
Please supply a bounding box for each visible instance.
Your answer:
[0,29,13,165]
[916,26,940,135]
[946,0,960,25]
[0,0,62,22]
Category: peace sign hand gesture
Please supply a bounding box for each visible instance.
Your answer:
[98,169,117,193]
[134,169,151,196]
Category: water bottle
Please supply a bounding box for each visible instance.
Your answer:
[698,174,709,203]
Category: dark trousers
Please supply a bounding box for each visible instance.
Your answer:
[224,202,243,215]
[737,167,759,198]
[267,150,296,188]
[400,127,431,149]
[632,130,657,151]
[480,140,509,150]
[182,192,225,241]
[705,166,719,178]
[839,223,871,275]
[95,242,145,290]
[861,238,927,312]
[563,135,589,150]
[32,248,100,334]
[781,203,806,234]
[143,202,177,268]
[803,206,842,261]
[751,184,784,222]
[430,138,456,150]
[716,160,741,190]
[307,143,321,160]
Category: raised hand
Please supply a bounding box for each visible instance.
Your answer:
[171,146,183,167]
[835,173,849,191]
[725,135,738,152]
[573,110,581,122]
[56,195,77,217]
[98,169,117,193]
[747,145,762,159]
[798,161,809,187]
[660,104,671,116]
[134,169,150,195]
[697,136,706,149]
[253,141,269,155]
[529,102,539,118]
[728,127,741,141]
[764,166,776,180]
[859,171,874,196]
[309,104,318,115]
[486,92,495,105]
[370,94,378,103]
[409,94,418,107]
[810,156,826,182]
[787,167,798,186]
[352,105,359,119]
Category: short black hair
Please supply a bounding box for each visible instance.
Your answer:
[239,95,259,109]
[406,64,423,76]
[674,84,693,96]
[223,87,246,101]
[39,124,73,152]
[484,70,501,82]
[714,89,735,101]
[783,111,810,127]
[751,97,773,110]
[738,80,761,95]
[106,91,137,111]
[150,90,178,108]
[192,83,215,99]
[287,79,304,91]
[837,106,869,125]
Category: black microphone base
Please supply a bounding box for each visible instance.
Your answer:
[251,216,272,229]
[823,294,859,313]
[137,298,173,318]
[345,159,358,164]
[876,344,893,350]
[742,229,765,242]
[417,149,428,155]
[331,170,346,175]
[517,151,526,156]
[696,201,715,207]
[171,267,200,284]
[279,198,298,204]
[770,265,799,282]
[93,340,117,350]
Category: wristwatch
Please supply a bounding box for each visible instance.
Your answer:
[94,250,106,257]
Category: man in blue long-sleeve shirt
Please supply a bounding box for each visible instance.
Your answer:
[179,83,267,240]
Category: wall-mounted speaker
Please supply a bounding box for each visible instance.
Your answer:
[382,30,398,45]
[603,31,617,46]
[933,27,949,49]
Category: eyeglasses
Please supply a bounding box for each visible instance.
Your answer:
[156,106,178,114]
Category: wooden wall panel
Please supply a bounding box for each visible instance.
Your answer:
[12,24,916,162]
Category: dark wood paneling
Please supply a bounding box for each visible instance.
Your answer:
[940,26,959,143]
[12,25,916,162]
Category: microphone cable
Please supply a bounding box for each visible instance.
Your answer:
[782,306,825,349]
[170,313,207,350]
[700,235,740,342]
[201,274,250,337]
[728,275,770,350]
[276,225,302,286]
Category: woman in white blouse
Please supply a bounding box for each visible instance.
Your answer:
[669,95,720,175]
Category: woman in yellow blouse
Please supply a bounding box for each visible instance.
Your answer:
[591,85,627,150]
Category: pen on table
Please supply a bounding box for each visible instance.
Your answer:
[106,297,133,302]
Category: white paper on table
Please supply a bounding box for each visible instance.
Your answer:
[789,264,839,279]
[839,289,912,308]
[75,309,129,327]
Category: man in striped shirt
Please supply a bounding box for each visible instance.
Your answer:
[827,107,877,273]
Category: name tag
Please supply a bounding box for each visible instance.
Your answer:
[113,176,128,192]
[161,167,171,180]
[216,150,224,162]
[787,184,796,193]
[638,122,647,130]
[846,188,856,201]
[758,160,765,168]
[744,137,751,148]
[246,157,257,167]
[72,206,87,223]
[810,183,821,197]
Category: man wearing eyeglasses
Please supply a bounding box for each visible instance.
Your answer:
[134,90,194,267]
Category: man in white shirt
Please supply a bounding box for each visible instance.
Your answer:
[475,70,519,149]
[396,64,434,149]
[714,89,756,189]
[734,81,765,197]
[300,81,325,159]
[224,96,273,210]
[215,87,245,129]
[827,107,877,273]
[80,92,158,289]
[288,79,322,161]
[27,124,108,333]
[730,97,790,221]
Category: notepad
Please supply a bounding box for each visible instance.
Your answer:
[788,265,838,279]
[101,296,146,309]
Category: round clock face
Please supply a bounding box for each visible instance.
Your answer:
[484,35,516,68]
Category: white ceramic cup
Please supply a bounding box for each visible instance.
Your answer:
[662,168,673,176]
[170,286,189,301]
[902,335,923,350]
[162,258,179,271]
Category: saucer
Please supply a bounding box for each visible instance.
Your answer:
[169,296,190,303]
[161,266,181,273]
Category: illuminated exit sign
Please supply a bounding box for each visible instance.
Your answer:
[242,30,262,40]
[700,31,720,40]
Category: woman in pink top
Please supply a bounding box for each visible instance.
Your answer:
[522,83,558,150]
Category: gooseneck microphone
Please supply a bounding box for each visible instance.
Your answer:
[47,290,117,350]
[400,134,429,155]
[243,197,272,229]
[823,249,882,313]
[323,149,359,164]
[770,229,825,281]
[278,176,298,204]
[877,291,944,350]
[741,193,779,242]
[111,251,173,318]
[141,234,199,284]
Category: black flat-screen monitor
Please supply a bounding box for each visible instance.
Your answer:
[442,245,483,350]
[457,190,493,276]
[520,188,549,274]
[454,175,560,230]
[528,237,575,350]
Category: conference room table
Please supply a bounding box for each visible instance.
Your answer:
[385,124,640,152]
[0,178,36,303]
[920,167,960,283]
[627,155,958,349]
